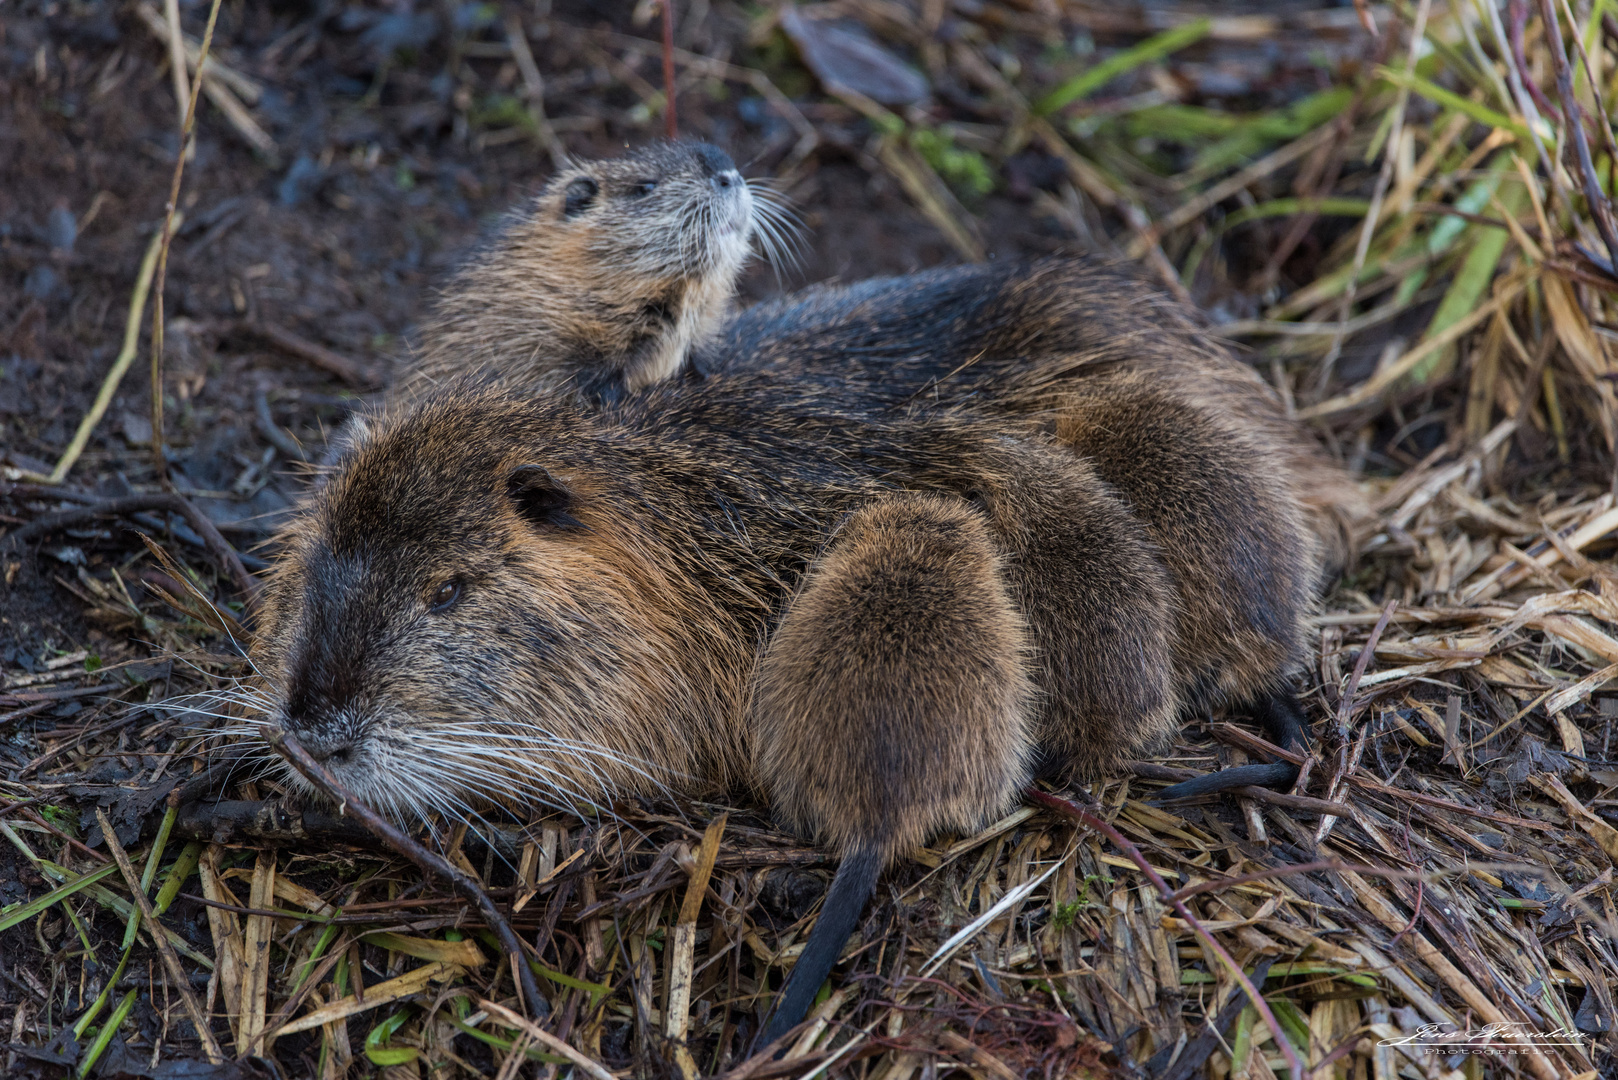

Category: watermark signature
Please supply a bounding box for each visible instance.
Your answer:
[1378,1023,1589,1056]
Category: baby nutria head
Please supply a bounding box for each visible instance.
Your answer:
[248,389,752,823]
[410,141,796,400]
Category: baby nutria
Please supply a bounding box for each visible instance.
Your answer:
[710,258,1378,794]
[708,256,1369,577]
[254,350,1324,1043]
[398,140,792,403]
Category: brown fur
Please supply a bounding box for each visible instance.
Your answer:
[709,257,1369,716]
[711,257,1370,579]
[252,378,1179,860]
[753,494,1036,863]
[398,141,756,403]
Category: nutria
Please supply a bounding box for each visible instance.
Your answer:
[707,256,1368,576]
[397,140,792,403]
[281,251,1353,1040]
[253,376,1196,1038]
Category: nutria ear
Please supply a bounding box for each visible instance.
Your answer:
[507,465,586,531]
[562,177,598,218]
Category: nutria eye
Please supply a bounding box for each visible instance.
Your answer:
[631,179,658,198]
[562,178,598,217]
[429,580,462,613]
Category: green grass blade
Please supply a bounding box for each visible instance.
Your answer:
[364,1009,419,1067]
[1036,20,1211,115]
[121,802,177,950]
[1412,181,1524,382]
[0,862,121,934]
[153,841,203,916]
[289,921,344,998]
[1376,66,1532,141]
[76,988,138,1078]
[447,1016,570,1065]
[62,899,97,957]
[72,945,134,1040]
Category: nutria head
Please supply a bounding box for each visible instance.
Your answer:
[546,140,755,280]
[410,141,797,399]
[247,390,753,823]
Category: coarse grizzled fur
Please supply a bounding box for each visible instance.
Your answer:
[397,141,756,403]
[253,377,1180,867]
[706,256,1370,578]
[704,257,1365,716]
[259,254,1362,1044]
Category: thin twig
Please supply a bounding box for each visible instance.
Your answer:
[479,998,615,1080]
[41,218,179,486]
[95,807,225,1064]
[264,728,548,1021]
[1315,599,1397,846]
[661,0,678,138]
[1028,787,1306,1080]
[241,320,380,387]
[1539,0,1618,273]
[504,13,568,172]
[1336,599,1397,734]
[151,0,224,482]
[1,493,257,598]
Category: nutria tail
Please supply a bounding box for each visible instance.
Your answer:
[1155,690,1311,800]
[750,494,1037,1045]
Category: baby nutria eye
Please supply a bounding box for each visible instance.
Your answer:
[429,579,463,613]
[562,178,598,217]
[630,179,658,197]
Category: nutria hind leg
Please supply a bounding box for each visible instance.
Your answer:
[1156,689,1312,801]
[750,493,1036,1051]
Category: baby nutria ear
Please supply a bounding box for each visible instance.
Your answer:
[561,177,598,218]
[507,465,586,531]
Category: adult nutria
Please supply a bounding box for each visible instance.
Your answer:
[285,252,1354,1039]
[253,376,1200,1041]
[397,140,793,403]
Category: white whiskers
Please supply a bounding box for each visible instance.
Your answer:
[746,178,807,277]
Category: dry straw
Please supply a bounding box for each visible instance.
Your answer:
[6,2,1618,1078]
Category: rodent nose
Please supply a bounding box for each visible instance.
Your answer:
[692,143,737,178]
[712,170,741,192]
[300,731,357,766]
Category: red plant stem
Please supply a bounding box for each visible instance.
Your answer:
[1316,598,1397,841]
[1510,0,1562,122]
[1559,0,1618,193]
[1390,804,1425,946]
[266,727,548,1021]
[661,0,678,138]
[1028,787,1305,1080]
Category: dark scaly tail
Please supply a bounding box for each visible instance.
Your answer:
[1157,690,1310,800]
[755,847,881,1052]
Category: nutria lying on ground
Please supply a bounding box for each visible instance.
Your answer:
[308,144,1360,1039]
[255,345,1330,1041]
